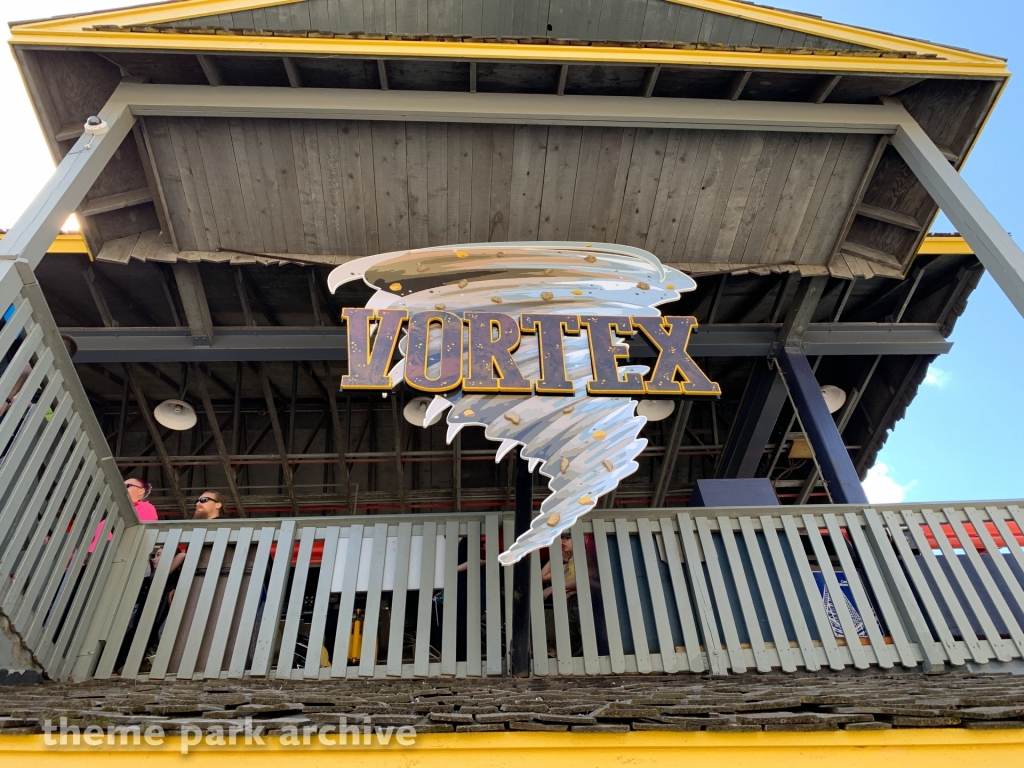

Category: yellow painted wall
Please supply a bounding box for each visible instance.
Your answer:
[2,729,1023,767]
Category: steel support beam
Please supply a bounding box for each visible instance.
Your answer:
[717,362,788,479]
[891,119,1024,319]
[64,322,953,363]
[776,347,868,505]
[0,94,134,269]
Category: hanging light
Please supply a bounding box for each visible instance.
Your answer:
[153,399,197,430]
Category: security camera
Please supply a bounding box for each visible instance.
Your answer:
[83,116,108,136]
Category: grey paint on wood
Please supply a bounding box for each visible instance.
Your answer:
[168,0,871,50]
[146,116,873,267]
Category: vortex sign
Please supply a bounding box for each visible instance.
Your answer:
[328,242,719,564]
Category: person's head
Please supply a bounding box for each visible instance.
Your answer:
[194,490,226,520]
[124,478,152,504]
[559,535,573,562]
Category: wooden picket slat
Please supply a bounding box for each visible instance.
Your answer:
[414,521,438,678]
[738,517,795,672]
[441,520,460,676]
[359,523,389,676]
[676,512,727,675]
[121,527,182,678]
[548,535,574,675]
[305,526,341,679]
[485,515,502,676]
[717,516,771,673]
[332,524,364,677]
[842,512,918,668]
[205,526,253,678]
[386,522,413,677]
[570,522,601,675]
[466,519,482,677]
[802,513,869,670]
[781,514,846,670]
[177,526,231,679]
[821,513,893,668]
[636,518,677,673]
[228,526,276,678]
[590,517,626,673]
[900,509,987,663]
[695,516,745,673]
[922,509,1008,661]
[962,508,1024,659]
[659,518,702,673]
[529,549,549,676]
[251,520,296,676]
[94,527,159,679]
[150,528,208,679]
[276,526,317,677]
[878,510,963,666]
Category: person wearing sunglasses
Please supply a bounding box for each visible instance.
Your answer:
[88,478,158,554]
[194,490,227,520]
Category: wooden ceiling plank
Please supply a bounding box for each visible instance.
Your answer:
[708,130,768,262]
[726,132,779,263]
[317,120,351,254]
[405,121,430,247]
[739,132,801,263]
[488,123,515,242]
[372,121,412,252]
[585,127,631,245]
[538,124,583,241]
[827,133,889,266]
[469,124,495,243]
[797,134,877,265]
[297,120,331,253]
[773,132,842,263]
[227,117,270,253]
[698,130,748,260]
[424,121,450,246]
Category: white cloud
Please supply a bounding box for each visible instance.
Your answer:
[863,462,917,504]
[923,366,952,388]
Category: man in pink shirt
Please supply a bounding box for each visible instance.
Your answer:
[89,479,157,552]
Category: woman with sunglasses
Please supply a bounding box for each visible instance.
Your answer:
[88,478,158,554]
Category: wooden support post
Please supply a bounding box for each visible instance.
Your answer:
[509,455,532,677]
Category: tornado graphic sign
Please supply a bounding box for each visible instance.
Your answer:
[328,242,719,564]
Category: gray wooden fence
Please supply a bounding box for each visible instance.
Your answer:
[75,502,1024,681]
[0,260,137,681]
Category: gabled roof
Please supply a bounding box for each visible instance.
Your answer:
[9,0,1010,78]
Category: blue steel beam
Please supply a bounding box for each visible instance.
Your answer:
[717,361,788,479]
[775,346,869,505]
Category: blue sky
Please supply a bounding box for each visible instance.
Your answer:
[777,0,1024,504]
[2,0,1023,504]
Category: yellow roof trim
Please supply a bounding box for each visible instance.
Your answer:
[0,232,90,255]
[5,31,1011,78]
[7,0,1008,76]
[666,0,1002,65]
[918,235,974,255]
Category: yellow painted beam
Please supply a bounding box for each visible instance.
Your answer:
[0,232,90,256]
[6,0,1010,78]
[0,233,968,259]
[0,729,1022,767]
[6,29,1010,78]
[919,235,974,255]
